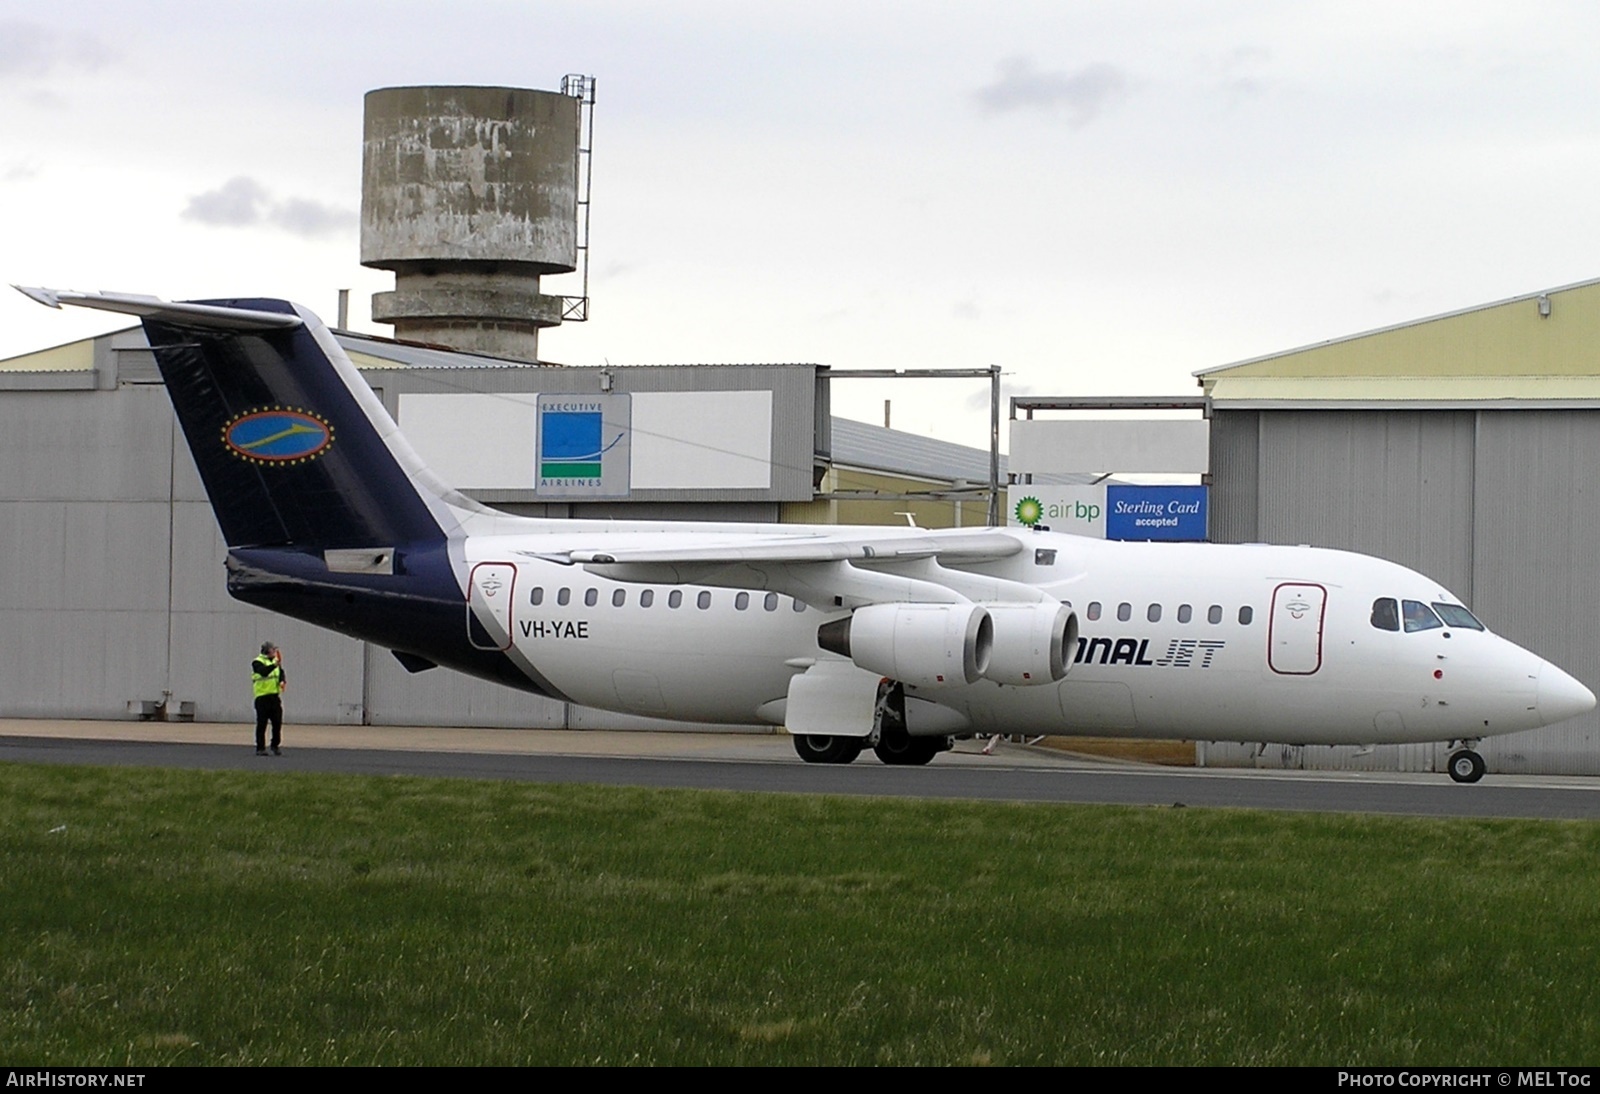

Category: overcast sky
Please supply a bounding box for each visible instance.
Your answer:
[4,1,1599,447]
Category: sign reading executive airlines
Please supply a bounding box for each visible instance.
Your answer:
[535,393,631,498]
[1105,484,1207,541]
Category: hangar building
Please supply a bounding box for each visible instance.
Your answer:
[1199,277,1600,776]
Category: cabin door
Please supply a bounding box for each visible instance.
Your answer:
[1268,582,1326,675]
[467,562,517,651]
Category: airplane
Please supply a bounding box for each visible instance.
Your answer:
[17,286,1596,782]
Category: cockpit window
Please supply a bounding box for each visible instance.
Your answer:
[1402,599,1444,633]
[1370,597,1399,632]
[1432,602,1485,631]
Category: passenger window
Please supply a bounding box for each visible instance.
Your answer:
[1117,602,1132,623]
[735,592,749,610]
[1177,604,1192,624]
[612,589,626,608]
[1402,600,1444,633]
[1207,605,1222,625]
[557,587,571,606]
[764,593,779,611]
[792,599,807,613]
[1239,606,1254,625]
[668,590,682,609]
[1432,603,1485,631]
[1147,604,1161,623]
[1086,602,1102,621]
[1370,598,1399,632]
[584,588,598,607]
[640,589,654,608]
[698,591,712,610]
[530,587,544,606]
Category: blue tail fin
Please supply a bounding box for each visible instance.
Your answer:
[19,289,468,549]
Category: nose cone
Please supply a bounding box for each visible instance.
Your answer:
[1538,662,1597,726]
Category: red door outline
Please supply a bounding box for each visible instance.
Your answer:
[467,562,517,651]
[1268,582,1326,676]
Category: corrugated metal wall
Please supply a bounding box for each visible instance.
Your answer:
[0,383,366,725]
[1468,412,1600,773]
[1208,407,1600,774]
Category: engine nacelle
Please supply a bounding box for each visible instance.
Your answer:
[817,603,992,688]
[982,602,1078,685]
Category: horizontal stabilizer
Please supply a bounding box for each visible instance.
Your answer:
[15,286,303,331]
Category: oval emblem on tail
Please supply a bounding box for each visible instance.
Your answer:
[222,408,334,464]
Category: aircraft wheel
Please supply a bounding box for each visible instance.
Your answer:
[792,734,862,764]
[873,730,943,766]
[1447,748,1486,784]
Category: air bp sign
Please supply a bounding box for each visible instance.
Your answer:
[1009,486,1108,537]
[1010,484,1208,541]
[535,393,631,498]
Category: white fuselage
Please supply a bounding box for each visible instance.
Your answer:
[459,526,1587,746]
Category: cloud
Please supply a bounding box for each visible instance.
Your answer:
[974,57,1131,126]
[3,161,41,182]
[0,21,110,80]
[182,177,354,238]
[182,177,270,227]
[1213,45,1271,106]
[270,197,357,238]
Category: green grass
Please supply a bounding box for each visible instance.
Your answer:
[1,762,1597,1066]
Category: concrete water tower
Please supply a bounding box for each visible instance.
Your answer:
[361,83,591,361]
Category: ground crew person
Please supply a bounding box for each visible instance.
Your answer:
[252,642,286,756]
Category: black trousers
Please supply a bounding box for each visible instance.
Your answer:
[254,694,283,750]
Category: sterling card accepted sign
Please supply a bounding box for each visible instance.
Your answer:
[1105,484,1207,541]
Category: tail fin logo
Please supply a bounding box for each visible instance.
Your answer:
[222,408,335,465]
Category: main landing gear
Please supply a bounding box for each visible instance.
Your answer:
[871,726,946,766]
[1447,747,1487,784]
[790,679,952,766]
[792,734,863,764]
[790,730,949,766]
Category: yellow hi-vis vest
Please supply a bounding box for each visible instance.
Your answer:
[252,659,283,699]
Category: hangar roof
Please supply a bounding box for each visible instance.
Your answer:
[1197,276,1600,407]
[0,324,1046,488]
[0,324,544,374]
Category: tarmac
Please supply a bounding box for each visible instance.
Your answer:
[6,718,1599,793]
[8,717,1600,818]
[0,717,1094,767]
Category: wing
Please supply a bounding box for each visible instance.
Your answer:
[561,526,1079,689]
[551,527,1060,610]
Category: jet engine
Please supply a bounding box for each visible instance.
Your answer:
[982,602,1078,685]
[817,602,992,688]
